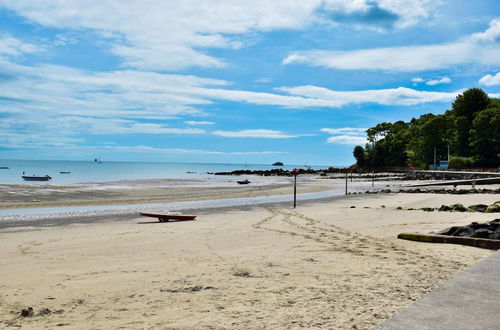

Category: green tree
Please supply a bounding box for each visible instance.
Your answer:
[353,146,366,168]
[454,116,470,156]
[469,107,500,167]
[407,115,450,168]
[452,88,490,120]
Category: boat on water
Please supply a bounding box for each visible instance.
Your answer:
[22,175,52,181]
[237,179,251,184]
[272,161,284,166]
[60,171,71,174]
[0,166,9,169]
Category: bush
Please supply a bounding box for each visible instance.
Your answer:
[448,157,474,169]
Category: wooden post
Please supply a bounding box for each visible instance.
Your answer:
[345,171,348,195]
[294,174,297,208]
[292,168,298,208]
[350,169,353,182]
[372,170,375,187]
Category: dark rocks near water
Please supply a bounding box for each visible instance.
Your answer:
[449,203,467,212]
[397,202,500,213]
[213,168,321,176]
[436,219,500,240]
[212,168,499,182]
[384,188,499,194]
[467,204,488,212]
[438,205,451,211]
[486,202,500,213]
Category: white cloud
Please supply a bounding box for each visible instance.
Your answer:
[278,85,458,106]
[184,121,215,125]
[0,0,435,70]
[411,77,424,83]
[479,72,500,86]
[320,127,367,135]
[425,77,452,86]
[283,20,500,71]
[0,35,40,56]
[0,57,469,138]
[327,135,368,145]
[93,145,286,156]
[213,129,298,139]
[321,127,368,145]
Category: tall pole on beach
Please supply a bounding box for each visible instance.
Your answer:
[292,168,298,208]
[345,170,348,195]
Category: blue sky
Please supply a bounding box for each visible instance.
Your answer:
[0,1,499,166]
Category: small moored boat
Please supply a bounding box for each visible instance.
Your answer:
[60,171,71,174]
[237,179,251,184]
[22,175,52,181]
[0,166,9,169]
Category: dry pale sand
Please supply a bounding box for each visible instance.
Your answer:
[0,192,498,329]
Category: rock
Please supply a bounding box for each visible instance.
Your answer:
[486,202,500,213]
[396,206,402,210]
[488,219,500,226]
[421,207,434,212]
[470,228,493,238]
[438,205,452,211]
[350,206,356,208]
[436,226,461,236]
[467,204,488,212]
[453,226,475,237]
[436,218,500,240]
[21,307,34,317]
[468,222,489,230]
[450,203,466,212]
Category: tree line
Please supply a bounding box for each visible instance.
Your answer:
[353,88,500,169]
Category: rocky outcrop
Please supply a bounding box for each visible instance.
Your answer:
[486,202,500,213]
[436,219,500,239]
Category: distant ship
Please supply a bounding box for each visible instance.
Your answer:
[94,158,102,164]
[0,166,9,169]
[272,161,284,166]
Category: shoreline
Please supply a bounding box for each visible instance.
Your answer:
[1,175,497,227]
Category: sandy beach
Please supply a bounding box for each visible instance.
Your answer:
[0,178,498,329]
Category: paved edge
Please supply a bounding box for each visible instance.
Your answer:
[374,249,500,330]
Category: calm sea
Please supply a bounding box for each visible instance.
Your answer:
[0,159,328,185]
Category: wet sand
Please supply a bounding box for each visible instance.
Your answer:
[0,182,498,329]
[0,176,338,210]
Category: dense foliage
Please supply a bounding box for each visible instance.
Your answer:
[353,88,500,169]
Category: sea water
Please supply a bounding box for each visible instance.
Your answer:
[0,159,329,185]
